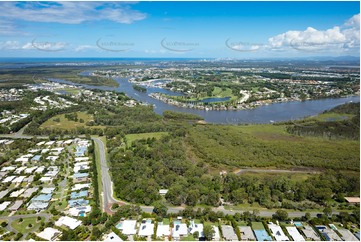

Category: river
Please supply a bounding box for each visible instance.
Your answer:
[49,76,360,124]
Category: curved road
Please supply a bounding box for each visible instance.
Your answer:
[93,137,335,218]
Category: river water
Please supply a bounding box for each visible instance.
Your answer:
[49,76,360,124]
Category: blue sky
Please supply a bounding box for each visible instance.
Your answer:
[0,1,359,58]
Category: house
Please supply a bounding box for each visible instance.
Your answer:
[12,176,26,183]
[221,225,238,241]
[344,197,360,204]
[35,166,46,173]
[36,227,62,241]
[22,187,38,198]
[268,224,289,241]
[72,183,90,191]
[32,193,52,202]
[71,190,88,199]
[14,167,26,174]
[286,226,305,241]
[74,157,89,162]
[31,155,42,162]
[63,140,74,145]
[172,223,188,239]
[2,175,15,183]
[121,220,137,235]
[28,149,40,153]
[68,205,92,217]
[0,189,9,199]
[10,189,25,197]
[24,175,34,183]
[138,220,154,237]
[68,199,89,208]
[41,187,55,194]
[8,200,23,211]
[315,225,342,241]
[212,226,221,241]
[55,216,82,230]
[1,166,15,172]
[40,177,53,183]
[27,201,49,211]
[45,141,55,146]
[41,149,50,154]
[301,225,320,241]
[104,232,123,242]
[0,201,11,211]
[15,157,28,163]
[188,220,204,238]
[338,229,359,241]
[159,189,168,195]
[239,226,256,241]
[25,167,38,174]
[73,173,89,180]
[156,224,170,237]
[75,146,87,157]
[46,156,59,162]
[36,141,46,146]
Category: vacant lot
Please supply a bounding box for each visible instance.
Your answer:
[41,112,104,130]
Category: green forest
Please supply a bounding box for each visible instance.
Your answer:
[101,105,360,209]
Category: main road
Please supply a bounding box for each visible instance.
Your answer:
[93,137,334,218]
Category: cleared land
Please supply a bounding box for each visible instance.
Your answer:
[40,112,104,130]
[125,132,169,146]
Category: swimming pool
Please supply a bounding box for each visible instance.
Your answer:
[116,222,123,229]
[294,222,303,227]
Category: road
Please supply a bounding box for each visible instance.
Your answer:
[93,137,126,214]
[93,137,334,218]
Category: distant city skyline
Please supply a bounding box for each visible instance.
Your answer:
[0,1,359,58]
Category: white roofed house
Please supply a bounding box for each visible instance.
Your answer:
[55,216,82,230]
[104,232,123,242]
[156,224,170,238]
[268,223,289,241]
[2,175,16,183]
[12,176,26,183]
[286,226,305,241]
[10,189,25,197]
[120,220,137,235]
[36,227,62,241]
[172,223,188,240]
[8,200,23,211]
[188,220,204,238]
[138,220,155,237]
[0,201,11,211]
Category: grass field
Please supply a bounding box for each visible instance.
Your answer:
[181,234,196,241]
[238,221,249,226]
[41,111,104,130]
[11,217,44,234]
[125,132,168,146]
[251,222,265,230]
[307,112,353,122]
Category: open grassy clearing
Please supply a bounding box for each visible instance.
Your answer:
[40,111,104,130]
[125,132,168,146]
[251,222,265,230]
[11,217,44,234]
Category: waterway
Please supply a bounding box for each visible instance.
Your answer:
[48,76,360,124]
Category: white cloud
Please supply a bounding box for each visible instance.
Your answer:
[268,14,360,53]
[75,45,98,52]
[0,41,22,50]
[0,2,146,24]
